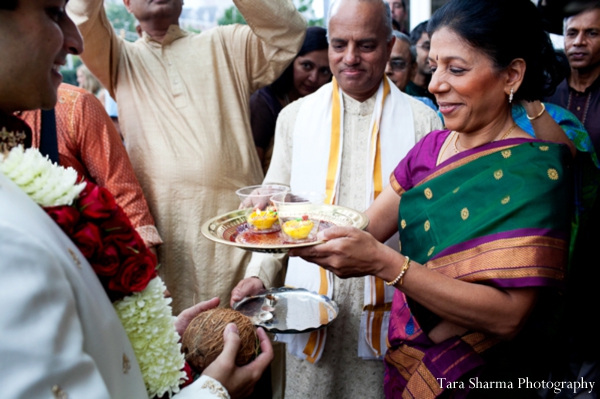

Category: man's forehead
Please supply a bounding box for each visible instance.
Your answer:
[392,40,410,55]
[329,4,386,38]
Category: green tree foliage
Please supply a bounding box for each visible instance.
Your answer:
[105,3,137,34]
[217,6,247,26]
[185,26,202,34]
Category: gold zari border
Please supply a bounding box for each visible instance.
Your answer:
[414,144,519,188]
[390,173,406,196]
[427,235,566,282]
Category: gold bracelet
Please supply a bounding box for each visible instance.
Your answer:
[399,258,412,286]
[526,103,546,121]
[385,256,411,286]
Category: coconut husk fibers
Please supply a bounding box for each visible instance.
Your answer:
[181,308,258,373]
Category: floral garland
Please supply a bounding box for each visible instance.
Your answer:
[0,146,187,398]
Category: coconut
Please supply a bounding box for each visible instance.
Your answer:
[181,308,259,374]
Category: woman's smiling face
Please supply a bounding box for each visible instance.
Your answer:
[428,27,511,134]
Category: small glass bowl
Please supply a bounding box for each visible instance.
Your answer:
[236,185,289,233]
[270,191,326,243]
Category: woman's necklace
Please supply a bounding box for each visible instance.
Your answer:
[453,123,518,154]
[438,131,457,161]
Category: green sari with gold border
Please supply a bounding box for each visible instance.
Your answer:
[384,131,572,398]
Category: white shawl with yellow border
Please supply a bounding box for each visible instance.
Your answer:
[279,77,416,362]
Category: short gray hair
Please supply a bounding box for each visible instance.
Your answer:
[392,30,416,63]
[327,0,393,42]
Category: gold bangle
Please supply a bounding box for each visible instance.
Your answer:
[399,258,412,286]
[526,103,546,121]
[385,256,411,286]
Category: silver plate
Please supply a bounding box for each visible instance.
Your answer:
[232,287,339,334]
[201,204,369,253]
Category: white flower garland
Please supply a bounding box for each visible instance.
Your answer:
[115,277,186,398]
[1,146,185,398]
[0,146,85,206]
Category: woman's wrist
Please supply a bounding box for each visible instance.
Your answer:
[526,102,546,121]
[522,100,546,121]
[385,256,411,286]
[376,248,408,283]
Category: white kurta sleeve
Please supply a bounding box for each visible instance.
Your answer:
[0,225,112,399]
[176,375,230,399]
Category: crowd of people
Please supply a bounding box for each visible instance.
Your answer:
[1,0,599,398]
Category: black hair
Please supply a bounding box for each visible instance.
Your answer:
[428,0,564,101]
[409,20,428,45]
[0,0,18,10]
[271,26,329,98]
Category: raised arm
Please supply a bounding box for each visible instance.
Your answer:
[67,0,122,96]
[227,0,307,92]
[520,101,577,156]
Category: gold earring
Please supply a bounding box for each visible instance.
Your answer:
[509,87,514,104]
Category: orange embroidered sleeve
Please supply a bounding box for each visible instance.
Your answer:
[23,84,162,247]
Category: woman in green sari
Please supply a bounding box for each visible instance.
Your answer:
[291,0,578,397]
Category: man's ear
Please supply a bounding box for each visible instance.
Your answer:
[505,58,526,97]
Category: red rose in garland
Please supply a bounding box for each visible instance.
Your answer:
[78,184,118,220]
[109,250,157,295]
[72,222,103,259]
[45,205,80,235]
[92,243,121,277]
[101,208,146,254]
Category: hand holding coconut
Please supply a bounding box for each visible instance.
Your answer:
[203,323,273,398]
[181,307,273,398]
[173,297,273,398]
[175,297,221,337]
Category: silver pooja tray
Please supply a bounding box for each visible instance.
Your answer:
[201,204,369,254]
[232,287,339,334]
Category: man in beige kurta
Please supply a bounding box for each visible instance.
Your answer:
[245,78,441,399]
[67,0,306,313]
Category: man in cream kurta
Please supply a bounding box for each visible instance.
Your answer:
[67,0,306,313]
[249,79,441,399]
[232,1,442,396]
